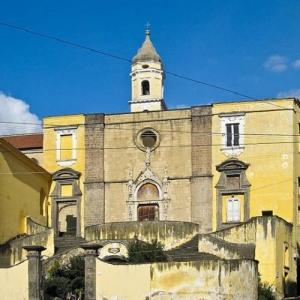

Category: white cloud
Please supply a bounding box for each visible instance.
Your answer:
[264,55,288,72]
[0,92,42,136]
[277,89,300,99]
[292,59,300,69]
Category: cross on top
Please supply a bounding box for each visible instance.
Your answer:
[145,22,151,35]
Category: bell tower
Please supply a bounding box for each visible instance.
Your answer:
[129,29,166,112]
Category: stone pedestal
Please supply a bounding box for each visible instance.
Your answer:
[81,243,102,300]
[23,245,46,300]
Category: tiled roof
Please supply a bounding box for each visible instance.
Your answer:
[2,133,43,150]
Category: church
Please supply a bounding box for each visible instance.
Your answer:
[1,29,300,299]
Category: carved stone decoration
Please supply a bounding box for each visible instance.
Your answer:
[127,152,170,221]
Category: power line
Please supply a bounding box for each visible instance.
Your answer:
[0,20,291,111]
[0,139,298,155]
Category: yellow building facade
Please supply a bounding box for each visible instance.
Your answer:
[0,138,51,244]
[2,30,299,298]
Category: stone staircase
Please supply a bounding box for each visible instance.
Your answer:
[54,235,86,254]
[166,234,219,262]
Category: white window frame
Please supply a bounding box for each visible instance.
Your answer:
[55,126,77,166]
[227,197,240,222]
[220,113,245,157]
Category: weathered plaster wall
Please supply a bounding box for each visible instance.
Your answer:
[0,260,28,300]
[26,216,50,235]
[0,227,54,266]
[212,216,295,298]
[96,259,258,300]
[85,221,199,250]
[198,234,255,260]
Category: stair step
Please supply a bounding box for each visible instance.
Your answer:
[54,236,87,254]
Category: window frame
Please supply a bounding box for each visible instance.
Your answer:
[55,126,77,166]
[220,113,245,157]
[226,123,240,147]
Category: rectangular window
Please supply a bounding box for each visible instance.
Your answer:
[60,134,73,161]
[262,210,273,216]
[227,198,240,222]
[61,184,73,197]
[55,126,77,166]
[226,123,240,147]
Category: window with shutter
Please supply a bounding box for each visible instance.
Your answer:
[226,123,240,147]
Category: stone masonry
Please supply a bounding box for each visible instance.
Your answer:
[84,114,105,227]
[191,106,213,232]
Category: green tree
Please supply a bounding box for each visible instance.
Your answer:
[128,239,167,263]
[44,255,85,299]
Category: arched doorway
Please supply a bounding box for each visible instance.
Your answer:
[137,183,159,221]
[58,203,77,236]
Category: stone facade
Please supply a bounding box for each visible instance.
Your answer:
[84,114,105,227]
[191,106,213,231]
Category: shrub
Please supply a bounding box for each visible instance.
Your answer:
[128,239,167,263]
[44,255,85,299]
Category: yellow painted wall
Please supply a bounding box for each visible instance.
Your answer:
[213,216,295,298]
[96,259,150,299]
[0,140,51,244]
[43,114,86,235]
[0,260,28,300]
[212,99,297,228]
[96,258,258,300]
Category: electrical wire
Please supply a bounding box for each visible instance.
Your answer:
[0,20,294,111]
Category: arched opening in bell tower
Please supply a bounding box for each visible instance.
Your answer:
[141,80,150,95]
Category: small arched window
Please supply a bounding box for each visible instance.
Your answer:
[141,80,150,95]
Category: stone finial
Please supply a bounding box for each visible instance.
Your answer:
[80,243,102,256]
[23,245,46,257]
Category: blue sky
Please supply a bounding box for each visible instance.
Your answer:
[0,0,299,134]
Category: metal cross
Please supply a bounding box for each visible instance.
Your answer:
[145,22,151,31]
[145,22,151,34]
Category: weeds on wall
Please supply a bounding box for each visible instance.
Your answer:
[258,274,276,300]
